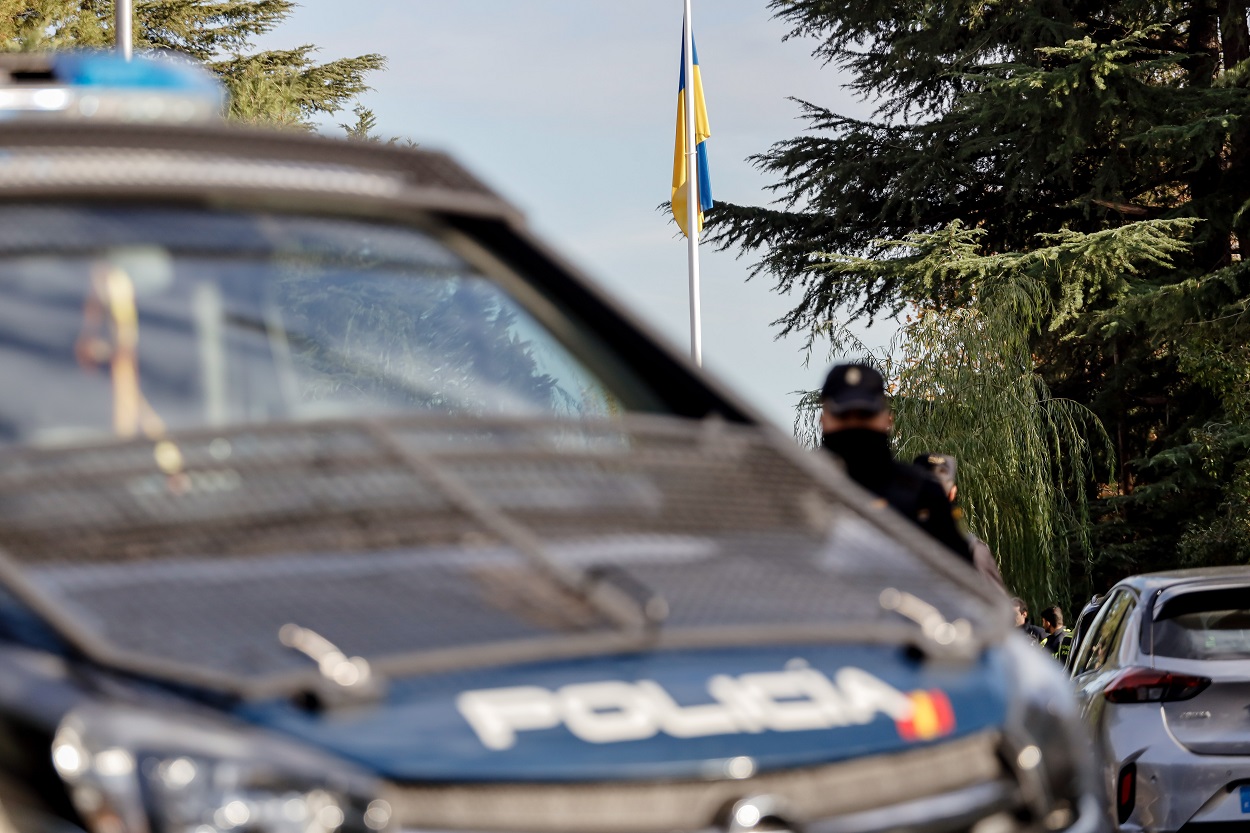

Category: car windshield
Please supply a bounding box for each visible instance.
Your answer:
[0,204,647,447]
[1153,587,1250,660]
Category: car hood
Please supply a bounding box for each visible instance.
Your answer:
[233,644,1010,782]
[0,416,1004,704]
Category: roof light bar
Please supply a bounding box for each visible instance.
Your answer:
[0,51,225,124]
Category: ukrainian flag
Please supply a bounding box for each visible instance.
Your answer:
[672,27,712,238]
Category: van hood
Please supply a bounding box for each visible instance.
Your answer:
[0,417,1004,705]
[233,644,1010,782]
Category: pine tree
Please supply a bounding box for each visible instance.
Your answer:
[0,1,384,127]
[716,1,1250,590]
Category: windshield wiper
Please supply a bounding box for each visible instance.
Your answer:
[879,587,974,659]
[365,422,667,639]
[279,623,385,708]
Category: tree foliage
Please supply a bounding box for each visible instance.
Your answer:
[0,1,384,127]
[796,220,1189,609]
[720,0,1250,599]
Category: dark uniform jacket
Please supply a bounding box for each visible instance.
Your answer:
[1042,628,1074,662]
[970,534,1007,593]
[1019,623,1047,645]
[822,429,973,564]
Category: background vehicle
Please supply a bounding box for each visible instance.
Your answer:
[0,52,1108,833]
[1068,566,1250,831]
[1065,595,1106,674]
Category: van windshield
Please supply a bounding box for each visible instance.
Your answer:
[0,205,640,447]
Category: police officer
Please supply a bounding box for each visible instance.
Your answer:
[1039,606,1074,662]
[1012,597,1047,644]
[912,452,1007,593]
[819,362,972,563]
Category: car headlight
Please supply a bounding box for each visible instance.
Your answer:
[51,701,392,833]
[1001,633,1107,831]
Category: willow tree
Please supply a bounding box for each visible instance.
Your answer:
[714,0,1250,590]
[0,1,383,127]
[796,219,1191,607]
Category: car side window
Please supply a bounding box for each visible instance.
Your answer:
[1104,596,1137,668]
[1075,590,1136,676]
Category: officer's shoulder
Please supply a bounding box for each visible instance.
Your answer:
[894,461,947,499]
[892,459,937,485]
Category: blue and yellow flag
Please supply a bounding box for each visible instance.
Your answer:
[672,28,712,238]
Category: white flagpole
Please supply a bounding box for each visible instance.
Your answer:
[682,0,703,366]
[116,0,133,61]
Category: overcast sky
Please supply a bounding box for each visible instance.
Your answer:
[261,1,885,429]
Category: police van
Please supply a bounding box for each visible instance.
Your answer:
[0,52,1108,833]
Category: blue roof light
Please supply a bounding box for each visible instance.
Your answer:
[0,51,226,123]
[51,52,223,93]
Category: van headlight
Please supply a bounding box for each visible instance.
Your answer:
[1001,634,1107,831]
[52,702,392,833]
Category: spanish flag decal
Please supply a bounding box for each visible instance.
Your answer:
[895,689,956,741]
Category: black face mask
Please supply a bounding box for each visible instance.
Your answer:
[821,427,893,488]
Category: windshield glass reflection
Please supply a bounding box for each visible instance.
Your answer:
[0,205,624,446]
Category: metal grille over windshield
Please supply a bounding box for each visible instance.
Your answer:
[0,415,995,698]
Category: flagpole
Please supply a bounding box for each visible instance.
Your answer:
[682,0,702,366]
[116,0,133,61]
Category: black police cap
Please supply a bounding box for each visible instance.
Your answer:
[820,362,887,415]
[913,452,958,491]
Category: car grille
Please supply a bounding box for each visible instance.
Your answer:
[383,730,1007,833]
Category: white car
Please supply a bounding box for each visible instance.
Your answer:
[1070,566,1250,831]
